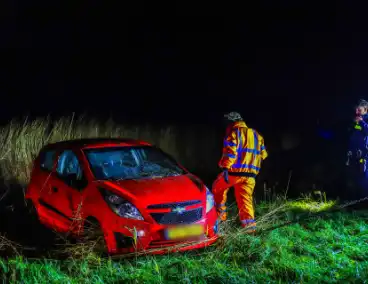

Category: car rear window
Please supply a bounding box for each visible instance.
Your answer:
[40,150,57,171]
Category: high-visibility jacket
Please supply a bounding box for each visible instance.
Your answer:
[218,121,268,176]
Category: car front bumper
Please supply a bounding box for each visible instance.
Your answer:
[104,207,219,255]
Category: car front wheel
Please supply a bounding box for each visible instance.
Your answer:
[81,217,108,256]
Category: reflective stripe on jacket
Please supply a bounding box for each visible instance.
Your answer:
[218,121,268,175]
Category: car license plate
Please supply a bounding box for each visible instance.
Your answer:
[165,224,204,240]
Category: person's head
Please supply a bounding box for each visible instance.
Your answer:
[356,99,368,116]
[224,111,243,122]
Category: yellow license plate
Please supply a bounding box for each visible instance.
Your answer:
[166,224,204,240]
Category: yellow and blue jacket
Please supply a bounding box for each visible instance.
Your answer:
[219,121,268,177]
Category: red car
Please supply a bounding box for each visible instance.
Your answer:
[25,138,219,255]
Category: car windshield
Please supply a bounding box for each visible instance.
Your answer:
[84,146,185,180]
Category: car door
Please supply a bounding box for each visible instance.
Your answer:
[37,149,73,231]
[40,149,88,232]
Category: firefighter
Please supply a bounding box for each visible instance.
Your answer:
[212,111,268,232]
[346,99,368,199]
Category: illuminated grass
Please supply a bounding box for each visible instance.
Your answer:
[286,200,337,212]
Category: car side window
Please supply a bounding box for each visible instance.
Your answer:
[56,150,86,189]
[40,150,57,171]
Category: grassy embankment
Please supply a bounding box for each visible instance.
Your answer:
[0,116,367,283]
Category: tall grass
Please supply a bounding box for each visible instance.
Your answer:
[0,115,182,186]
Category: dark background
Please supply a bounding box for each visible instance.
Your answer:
[0,2,366,197]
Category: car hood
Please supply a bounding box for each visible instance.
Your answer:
[100,174,206,207]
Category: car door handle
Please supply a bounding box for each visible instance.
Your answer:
[52,187,58,193]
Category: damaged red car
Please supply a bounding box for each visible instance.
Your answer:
[25,138,219,255]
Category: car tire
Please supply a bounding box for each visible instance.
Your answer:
[82,217,108,256]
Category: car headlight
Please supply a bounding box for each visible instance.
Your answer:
[206,187,214,213]
[99,188,144,220]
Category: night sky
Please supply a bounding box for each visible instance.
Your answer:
[0,2,365,133]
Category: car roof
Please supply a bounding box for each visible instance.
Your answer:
[41,138,151,151]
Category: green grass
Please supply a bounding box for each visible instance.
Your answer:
[1,202,368,283]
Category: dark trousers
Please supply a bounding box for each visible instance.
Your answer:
[345,165,368,200]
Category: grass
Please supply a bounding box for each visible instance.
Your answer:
[0,115,368,283]
[1,201,368,283]
[0,115,179,186]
